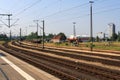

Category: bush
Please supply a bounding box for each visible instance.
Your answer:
[65,43,68,46]
[86,43,95,47]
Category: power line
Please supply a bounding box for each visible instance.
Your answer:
[79,6,120,19]
[94,2,120,11]
[93,7,120,15]
[47,6,120,25]
[13,0,101,24]
[10,19,19,27]
[33,20,39,36]
[54,4,90,19]
[40,2,89,19]
[13,0,42,17]
[43,0,62,9]
[12,0,62,28]
[78,6,120,18]
[94,0,105,2]
[0,14,12,28]
[0,8,8,13]
[39,0,102,20]
[0,19,8,27]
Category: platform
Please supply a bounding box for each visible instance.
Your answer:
[0,50,60,80]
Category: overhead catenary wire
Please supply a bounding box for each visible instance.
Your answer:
[13,0,42,18]
[93,7,120,15]
[47,6,120,24]
[0,19,8,27]
[0,7,9,13]
[8,0,100,20]
[10,19,19,27]
[12,0,102,24]
[76,6,120,19]
[39,2,89,19]
[12,0,118,26]
[39,0,102,20]
[24,0,90,32]
[10,0,61,33]
[8,0,43,28]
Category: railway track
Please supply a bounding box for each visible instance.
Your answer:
[15,41,120,67]
[20,41,120,54]
[19,41,120,59]
[1,42,80,80]
[14,41,120,78]
[11,41,119,79]
[0,41,120,80]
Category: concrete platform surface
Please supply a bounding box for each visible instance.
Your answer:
[0,50,60,80]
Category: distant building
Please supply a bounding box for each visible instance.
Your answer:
[51,35,66,43]
[67,35,77,43]
[77,35,89,42]
[67,35,89,42]
[108,23,115,38]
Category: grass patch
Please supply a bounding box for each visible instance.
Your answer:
[94,45,120,51]
[0,41,6,45]
[45,42,120,51]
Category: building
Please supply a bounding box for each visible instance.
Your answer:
[67,35,89,42]
[77,35,89,42]
[108,23,115,38]
[51,35,66,43]
[67,35,77,43]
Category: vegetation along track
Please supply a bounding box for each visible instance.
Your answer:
[0,41,120,80]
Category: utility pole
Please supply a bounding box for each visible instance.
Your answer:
[0,14,12,40]
[33,20,40,47]
[26,27,27,36]
[73,22,76,37]
[10,30,12,41]
[8,14,11,28]
[33,20,39,37]
[20,28,22,45]
[20,28,22,41]
[89,1,94,51]
[8,14,12,41]
[0,14,12,28]
[42,20,45,49]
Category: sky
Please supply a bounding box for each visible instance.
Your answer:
[0,0,120,37]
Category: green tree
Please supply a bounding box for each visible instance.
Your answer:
[45,33,55,42]
[46,33,55,39]
[96,36,100,42]
[0,34,8,40]
[111,33,118,41]
[26,32,38,40]
[117,31,120,41]
[57,32,67,40]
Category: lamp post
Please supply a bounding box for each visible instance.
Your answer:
[33,20,39,38]
[89,1,94,51]
[42,20,45,49]
[73,22,76,37]
[20,28,22,46]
